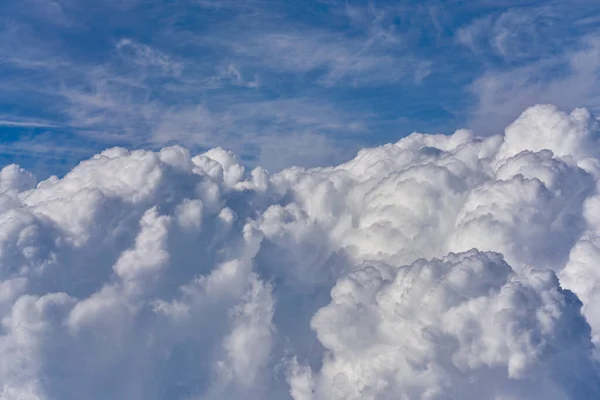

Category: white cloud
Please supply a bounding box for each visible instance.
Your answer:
[306,251,597,399]
[1,104,600,398]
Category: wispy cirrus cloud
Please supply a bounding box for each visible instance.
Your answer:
[0,2,400,174]
[1,0,600,177]
[468,36,600,135]
[576,14,600,26]
[455,7,561,62]
[0,117,58,128]
[229,30,429,87]
[455,1,600,134]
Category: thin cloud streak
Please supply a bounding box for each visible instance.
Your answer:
[0,119,58,128]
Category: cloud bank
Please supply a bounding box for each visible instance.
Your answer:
[2,104,600,399]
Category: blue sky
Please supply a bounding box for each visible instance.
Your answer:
[1,0,599,178]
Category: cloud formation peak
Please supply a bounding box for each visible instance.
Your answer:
[2,104,600,399]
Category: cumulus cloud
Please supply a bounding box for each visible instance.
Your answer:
[306,251,598,399]
[2,104,600,399]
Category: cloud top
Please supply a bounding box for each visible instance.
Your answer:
[2,104,600,399]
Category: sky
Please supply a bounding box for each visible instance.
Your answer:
[4,2,600,398]
[1,0,600,177]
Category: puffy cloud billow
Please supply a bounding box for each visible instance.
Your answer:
[2,104,600,399]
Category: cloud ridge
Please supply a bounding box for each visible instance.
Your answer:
[2,104,600,399]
